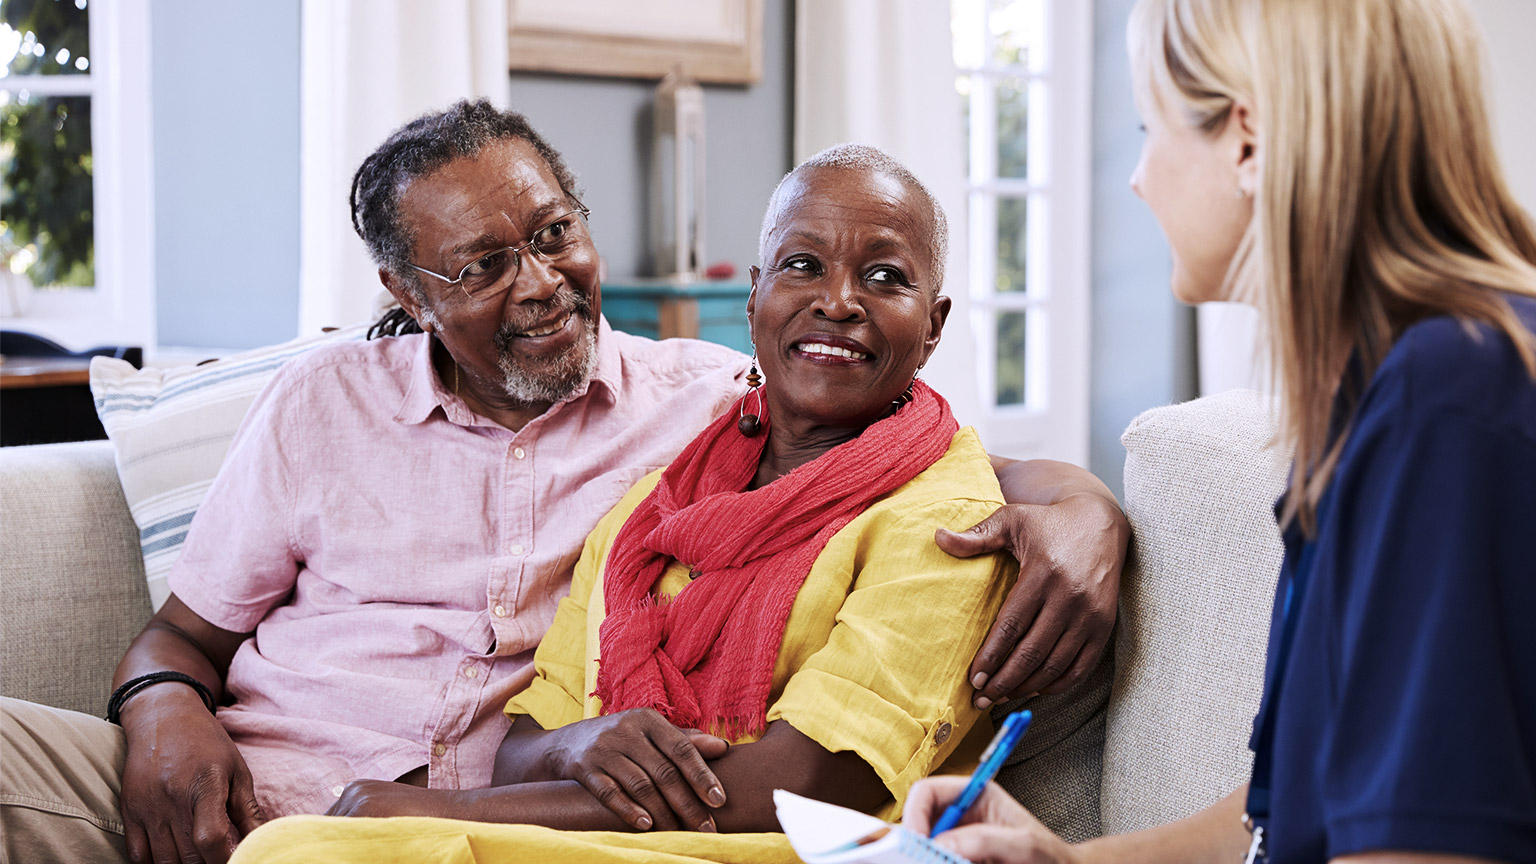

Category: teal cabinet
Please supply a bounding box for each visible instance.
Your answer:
[601,278,752,354]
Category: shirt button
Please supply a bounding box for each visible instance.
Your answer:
[934,722,953,745]
[433,743,447,757]
[464,667,478,679]
[513,447,526,460]
[331,784,345,797]
[493,605,507,618]
[510,543,525,555]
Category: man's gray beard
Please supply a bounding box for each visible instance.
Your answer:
[494,311,598,405]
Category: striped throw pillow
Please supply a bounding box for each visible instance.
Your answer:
[89,324,370,610]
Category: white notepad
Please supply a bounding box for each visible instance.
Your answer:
[773,789,973,864]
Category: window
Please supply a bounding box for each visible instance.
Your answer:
[951,0,1090,464]
[1,0,151,350]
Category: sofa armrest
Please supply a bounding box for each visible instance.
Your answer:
[0,440,151,716]
[1099,390,1289,834]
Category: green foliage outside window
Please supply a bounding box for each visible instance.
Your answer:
[2,0,95,288]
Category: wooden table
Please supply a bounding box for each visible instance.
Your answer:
[0,356,104,445]
[0,356,94,389]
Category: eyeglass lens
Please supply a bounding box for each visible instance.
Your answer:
[459,210,588,297]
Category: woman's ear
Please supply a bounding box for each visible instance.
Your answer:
[922,295,953,365]
[1230,100,1260,197]
[746,266,760,323]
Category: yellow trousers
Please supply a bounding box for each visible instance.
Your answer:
[231,815,803,864]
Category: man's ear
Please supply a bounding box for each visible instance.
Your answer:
[1230,100,1260,197]
[381,269,431,333]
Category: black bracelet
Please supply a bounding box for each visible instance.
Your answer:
[106,672,217,725]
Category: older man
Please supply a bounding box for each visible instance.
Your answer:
[0,101,1126,864]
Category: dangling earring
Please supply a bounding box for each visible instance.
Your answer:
[453,362,460,397]
[738,355,764,436]
[890,364,922,414]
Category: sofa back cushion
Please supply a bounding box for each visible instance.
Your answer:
[1100,389,1289,834]
[89,325,370,610]
[0,441,152,715]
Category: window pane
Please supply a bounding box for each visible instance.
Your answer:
[957,75,971,178]
[989,0,1032,68]
[2,0,91,76]
[995,196,1027,293]
[951,0,984,70]
[996,76,1027,179]
[995,311,1027,406]
[1,93,94,288]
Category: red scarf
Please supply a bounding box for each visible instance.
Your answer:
[593,380,958,737]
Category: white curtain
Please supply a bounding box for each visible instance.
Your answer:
[793,0,982,429]
[299,0,511,334]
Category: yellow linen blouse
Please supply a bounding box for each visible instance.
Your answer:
[229,427,1016,864]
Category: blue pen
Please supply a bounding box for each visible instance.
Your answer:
[929,709,1033,837]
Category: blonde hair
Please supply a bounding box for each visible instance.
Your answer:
[1129,0,1536,534]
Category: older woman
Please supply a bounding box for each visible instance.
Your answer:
[904,1,1536,863]
[230,146,1024,863]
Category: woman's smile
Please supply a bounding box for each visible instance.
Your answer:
[748,164,948,437]
[791,334,875,365]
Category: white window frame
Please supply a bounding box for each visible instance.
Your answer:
[2,2,153,351]
[955,0,1090,465]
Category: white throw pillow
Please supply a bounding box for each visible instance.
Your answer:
[89,325,371,610]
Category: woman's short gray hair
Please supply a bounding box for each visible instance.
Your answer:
[757,144,949,292]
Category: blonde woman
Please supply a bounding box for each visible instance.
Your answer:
[905,0,1536,862]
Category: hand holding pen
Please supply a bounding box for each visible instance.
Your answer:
[930,709,1032,836]
[899,710,1078,864]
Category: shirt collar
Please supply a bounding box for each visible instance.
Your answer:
[393,333,462,426]
[585,316,623,399]
[391,316,622,427]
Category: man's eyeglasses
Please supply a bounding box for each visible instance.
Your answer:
[410,202,592,302]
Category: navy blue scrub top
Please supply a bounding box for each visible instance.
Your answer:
[1251,295,1536,863]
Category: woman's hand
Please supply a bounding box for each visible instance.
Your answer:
[904,776,1081,864]
[938,489,1127,706]
[538,708,730,832]
[326,780,454,819]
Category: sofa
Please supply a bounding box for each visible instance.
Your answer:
[0,374,1288,841]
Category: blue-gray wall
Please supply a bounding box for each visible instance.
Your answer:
[1087,0,1197,496]
[506,1,795,279]
[152,0,301,350]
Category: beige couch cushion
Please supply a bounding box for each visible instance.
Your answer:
[1100,390,1289,834]
[0,441,152,716]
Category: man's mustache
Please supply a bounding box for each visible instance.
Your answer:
[494,286,595,347]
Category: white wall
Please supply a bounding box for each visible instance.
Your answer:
[1470,0,1536,216]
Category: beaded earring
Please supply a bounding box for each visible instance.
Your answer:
[889,364,923,414]
[738,355,764,436]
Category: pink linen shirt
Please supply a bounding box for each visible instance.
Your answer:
[167,319,747,817]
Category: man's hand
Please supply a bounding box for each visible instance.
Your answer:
[119,688,265,864]
[938,491,1127,707]
[537,708,729,832]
